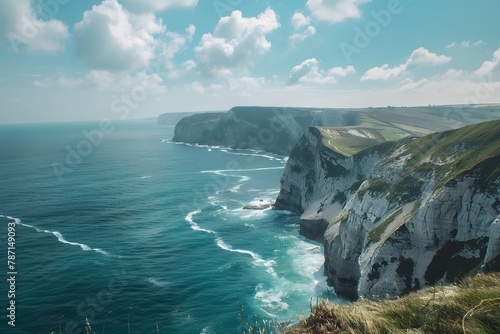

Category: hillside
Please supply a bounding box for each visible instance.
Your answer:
[171,104,500,156]
[275,120,500,300]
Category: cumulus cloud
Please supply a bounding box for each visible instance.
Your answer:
[474,47,500,76]
[0,0,69,53]
[306,0,372,24]
[290,26,316,44]
[228,76,266,92]
[75,0,194,74]
[289,12,315,45]
[75,0,165,71]
[288,58,355,85]
[291,12,310,30]
[194,9,280,77]
[407,47,451,66]
[361,47,452,81]
[122,0,198,13]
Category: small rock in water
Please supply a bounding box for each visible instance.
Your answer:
[243,201,275,210]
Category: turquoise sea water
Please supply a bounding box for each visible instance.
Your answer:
[0,121,332,333]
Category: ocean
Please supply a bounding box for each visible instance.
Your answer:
[0,120,333,334]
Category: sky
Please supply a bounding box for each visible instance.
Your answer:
[0,0,500,123]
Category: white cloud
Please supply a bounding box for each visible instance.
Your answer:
[398,78,428,92]
[184,76,266,96]
[306,0,372,24]
[474,48,500,77]
[188,81,205,93]
[122,0,198,13]
[290,26,316,44]
[361,64,406,81]
[446,40,486,48]
[291,12,310,30]
[443,69,465,80]
[407,47,452,66]
[75,0,193,74]
[34,71,166,93]
[194,9,280,77]
[329,65,357,77]
[361,47,452,81]
[395,75,499,106]
[228,76,266,92]
[157,25,196,78]
[0,0,69,54]
[161,24,195,59]
[75,0,166,72]
[446,41,470,48]
[288,58,355,85]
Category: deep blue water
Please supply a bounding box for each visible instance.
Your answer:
[0,121,331,333]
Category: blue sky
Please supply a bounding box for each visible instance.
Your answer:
[0,0,499,123]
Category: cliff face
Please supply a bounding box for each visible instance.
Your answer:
[172,107,360,155]
[172,105,500,156]
[275,121,500,300]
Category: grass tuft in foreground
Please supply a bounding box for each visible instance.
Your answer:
[285,273,500,334]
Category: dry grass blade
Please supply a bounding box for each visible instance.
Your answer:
[462,298,500,334]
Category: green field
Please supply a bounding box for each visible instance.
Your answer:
[315,104,500,157]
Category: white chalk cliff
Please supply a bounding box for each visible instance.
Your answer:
[275,121,500,300]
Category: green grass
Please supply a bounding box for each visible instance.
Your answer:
[285,273,500,334]
[317,127,387,157]
[351,120,500,205]
[367,207,403,243]
[328,211,350,229]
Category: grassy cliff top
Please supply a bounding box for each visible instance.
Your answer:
[285,272,500,334]
[311,107,500,157]
[377,120,500,189]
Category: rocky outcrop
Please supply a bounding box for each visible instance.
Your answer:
[172,107,360,155]
[275,121,500,300]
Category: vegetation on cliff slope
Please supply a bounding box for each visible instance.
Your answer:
[284,273,500,334]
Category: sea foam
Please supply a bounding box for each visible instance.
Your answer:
[1,214,109,256]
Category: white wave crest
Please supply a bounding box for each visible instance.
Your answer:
[1,214,110,256]
[200,167,284,174]
[185,210,276,276]
[185,210,216,235]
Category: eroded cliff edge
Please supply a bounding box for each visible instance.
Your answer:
[275,121,500,300]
